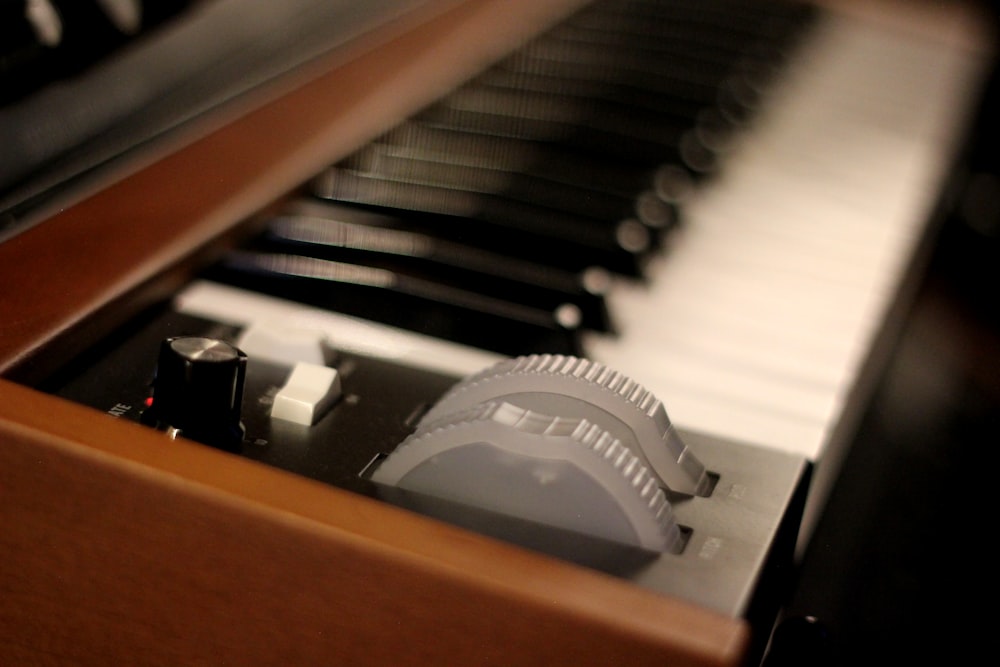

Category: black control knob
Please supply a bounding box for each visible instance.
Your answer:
[142,336,247,451]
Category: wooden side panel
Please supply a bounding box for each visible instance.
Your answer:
[0,380,749,666]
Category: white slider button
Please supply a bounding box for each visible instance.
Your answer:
[271,362,342,425]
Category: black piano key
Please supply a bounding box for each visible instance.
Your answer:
[341,144,676,235]
[504,44,746,136]
[305,0,814,310]
[473,65,736,165]
[509,32,763,122]
[417,84,710,171]
[260,210,617,333]
[510,0,816,122]
[313,0,812,277]
[515,30,732,85]
[408,10,760,173]
[285,200,622,298]
[206,251,584,357]
[377,121,693,207]
[479,64,722,130]
[312,168,652,277]
[303,199,651,281]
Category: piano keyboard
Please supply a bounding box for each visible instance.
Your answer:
[175,0,989,477]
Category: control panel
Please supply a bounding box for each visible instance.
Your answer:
[42,284,809,626]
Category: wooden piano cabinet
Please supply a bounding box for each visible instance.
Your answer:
[0,0,751,664]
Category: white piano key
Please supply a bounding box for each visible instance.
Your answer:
[176,281,503,378]
[593,9,989,461]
